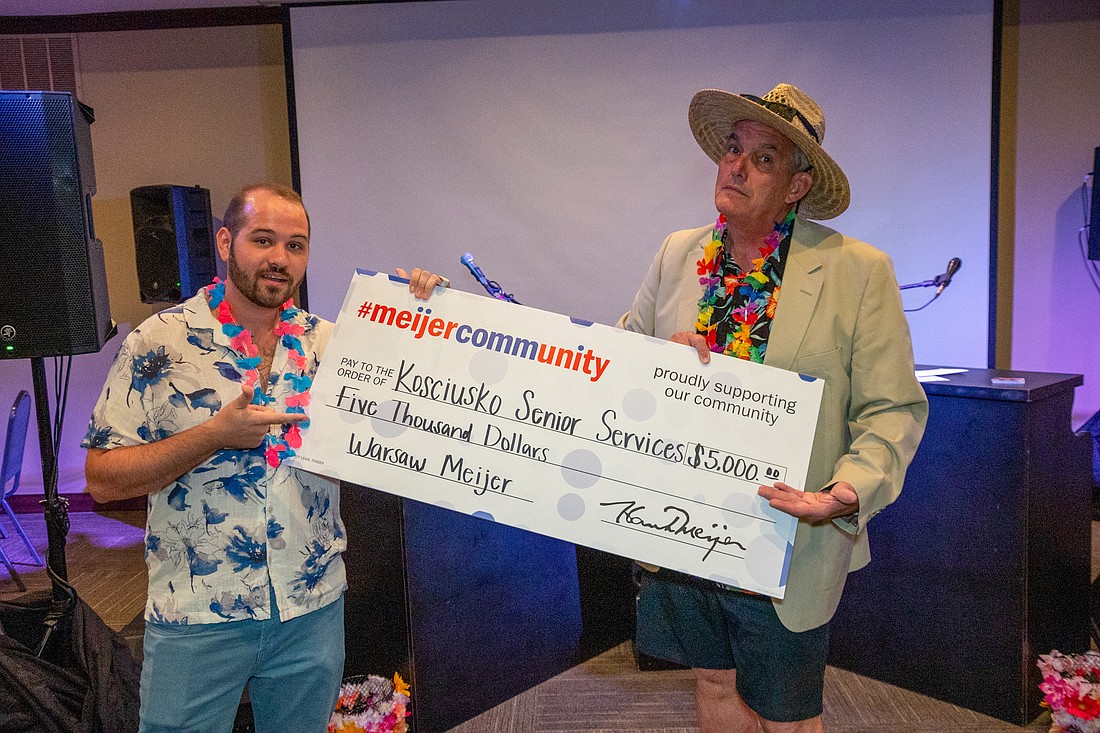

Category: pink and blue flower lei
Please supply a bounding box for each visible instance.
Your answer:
[206,278,312,468]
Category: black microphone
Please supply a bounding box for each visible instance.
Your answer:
[460,252,496,296]
[934,257,962,296]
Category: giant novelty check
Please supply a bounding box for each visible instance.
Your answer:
[290,271,824,597]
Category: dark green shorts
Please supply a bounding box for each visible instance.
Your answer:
[635,568,828,722]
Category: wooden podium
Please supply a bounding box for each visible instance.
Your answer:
[828,367,1092,724]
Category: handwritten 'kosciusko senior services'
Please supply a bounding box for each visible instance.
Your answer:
[291,271,824,598]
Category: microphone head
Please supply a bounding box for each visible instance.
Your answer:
[935,257,963,295]
[460,252,474,266]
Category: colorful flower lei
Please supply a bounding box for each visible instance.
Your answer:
[695,211,794,362]
[1039,650,1100,732]
[205,278,311,468]
[329,673,411,733]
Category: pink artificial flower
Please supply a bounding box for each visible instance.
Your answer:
[275,322,305,337]
[285,392,311,408]
[286,424,302,449]
[288,349,307,370]
[216,301,234,324]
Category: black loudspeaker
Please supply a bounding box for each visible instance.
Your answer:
[0,90,113,360]
[130,184,217,303]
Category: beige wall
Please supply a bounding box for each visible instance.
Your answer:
[1,22,291,496]
[81,23,292,330]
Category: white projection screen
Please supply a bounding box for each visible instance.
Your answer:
[289,0,994,367]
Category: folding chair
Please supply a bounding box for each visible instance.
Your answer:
[1,391,42,584]
[0,529,22,591]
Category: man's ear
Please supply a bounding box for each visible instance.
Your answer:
[215,227,232,262]
[786,171,814,205]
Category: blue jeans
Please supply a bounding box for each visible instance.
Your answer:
[139,594,345,733]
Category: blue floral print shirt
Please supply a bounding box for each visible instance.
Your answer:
[82,292,346,625]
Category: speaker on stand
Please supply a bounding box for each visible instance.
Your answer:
[0,90,117,647]
[130,184,217,304]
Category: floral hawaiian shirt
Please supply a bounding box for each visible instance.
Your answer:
[81,292,346,625]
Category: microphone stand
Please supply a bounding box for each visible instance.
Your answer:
[485,279,520,305]
[462,256,521,304]
[900,257,961,312]
[899,276,942,291]
[899,272,950,312]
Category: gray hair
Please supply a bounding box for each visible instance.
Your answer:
[790,146,812,174]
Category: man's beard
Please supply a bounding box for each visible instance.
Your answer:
[227,247,298,309]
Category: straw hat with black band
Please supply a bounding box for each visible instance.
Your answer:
[688,83,850,220]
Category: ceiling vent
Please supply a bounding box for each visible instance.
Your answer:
[0,35,80,96]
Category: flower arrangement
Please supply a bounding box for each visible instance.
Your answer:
[329,673,411,733]
[1038,651,1100,732]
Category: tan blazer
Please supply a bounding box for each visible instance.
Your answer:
[619,217,928,632]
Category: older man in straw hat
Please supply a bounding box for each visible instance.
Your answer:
[619,84,928,731]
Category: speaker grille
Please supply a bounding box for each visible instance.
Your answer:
[0,91,111,359]
[131,184,216,304]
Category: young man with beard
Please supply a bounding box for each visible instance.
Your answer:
[83,184,442,732]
